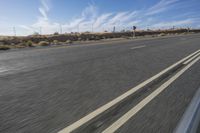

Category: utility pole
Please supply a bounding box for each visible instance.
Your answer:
[92,23,94,33]
[77,24,80,33]
[13,27,16,36]
[187,27,190,33]
[39,27,42,35]
[113,26,115,33]
[59,24,62,34]
[69,28,72,33]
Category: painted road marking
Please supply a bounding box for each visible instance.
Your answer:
[102,55,200,133]
[58,49,200,133]
[130,45,146,50]
[0,67,9,73]
[183,52,200,65]
[174,87,200,133]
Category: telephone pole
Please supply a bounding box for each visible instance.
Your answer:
[92,23,94,33]
[113,26,115,33]
[39,27,42,35]
[187,27,190,33]
[77,24,80,33]
[13,27,16,36]
[59,24,62,34]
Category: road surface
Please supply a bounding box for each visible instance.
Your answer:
[0,34,200,133]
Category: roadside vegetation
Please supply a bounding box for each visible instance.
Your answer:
[0,28,200,50]
[38,41,50,46]
[0,45,11,50]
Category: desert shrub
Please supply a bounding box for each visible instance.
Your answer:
[33,32,40,36]
[0,45,10,50]
[102,36,107,39]
[122,36,130,39]
[158,33,166,36]
[66,40,73,44]
[14,44,26,48]
[53,40,59,45]
[95,36,101,40]
[38,41,50,46]
[25,40,34,47]
[54,32,59,35]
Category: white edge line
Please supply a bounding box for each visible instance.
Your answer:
[58,49,200,133]
[130,45,146,50]
[102,55,200,133]
[0,68,9,73]
[174,87,200,133]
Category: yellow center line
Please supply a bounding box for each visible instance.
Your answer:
[102,55,200,133]
[58,49,200,133]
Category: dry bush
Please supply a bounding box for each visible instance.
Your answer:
[65,40,73,44]
[158,33,166,37]
[14,45,26,49]
[53,40,59,45]
[0,45,10,50]
[54,32,59,35]
[25,40,34,47]
[38,41,50,46]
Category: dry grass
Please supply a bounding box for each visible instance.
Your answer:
[65,40,73,44]
[53,40,59,45]
[0,45,11,50]
[0,29,199,50]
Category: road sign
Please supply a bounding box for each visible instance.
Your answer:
[133,26,136,38]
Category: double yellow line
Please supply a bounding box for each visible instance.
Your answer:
[58,49,200,133]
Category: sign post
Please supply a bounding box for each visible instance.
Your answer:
[133,26,136,38]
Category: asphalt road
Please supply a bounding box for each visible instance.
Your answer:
[0,34,200,133]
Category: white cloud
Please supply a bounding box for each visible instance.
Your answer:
[23,0,60,34]
[93,13,113,28]
[60,4,97,32]
[39,8,48,20]
[122,11,139,22]
[19,25,33,31]
[41,0,50,11]
[38,0,50,20]
[16,0,199,35]
[107,12,128,26]
[19,1,142,34]
[100,11,140,31]
[146,0,179,15]
[151,19,194,28]
[81,3,98,19]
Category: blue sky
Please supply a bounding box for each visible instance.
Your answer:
[0,0,200,35]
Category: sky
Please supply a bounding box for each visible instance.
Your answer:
[0,0,200,36]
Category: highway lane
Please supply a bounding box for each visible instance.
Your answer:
[116,61,200,133]
[0,34,200,133]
